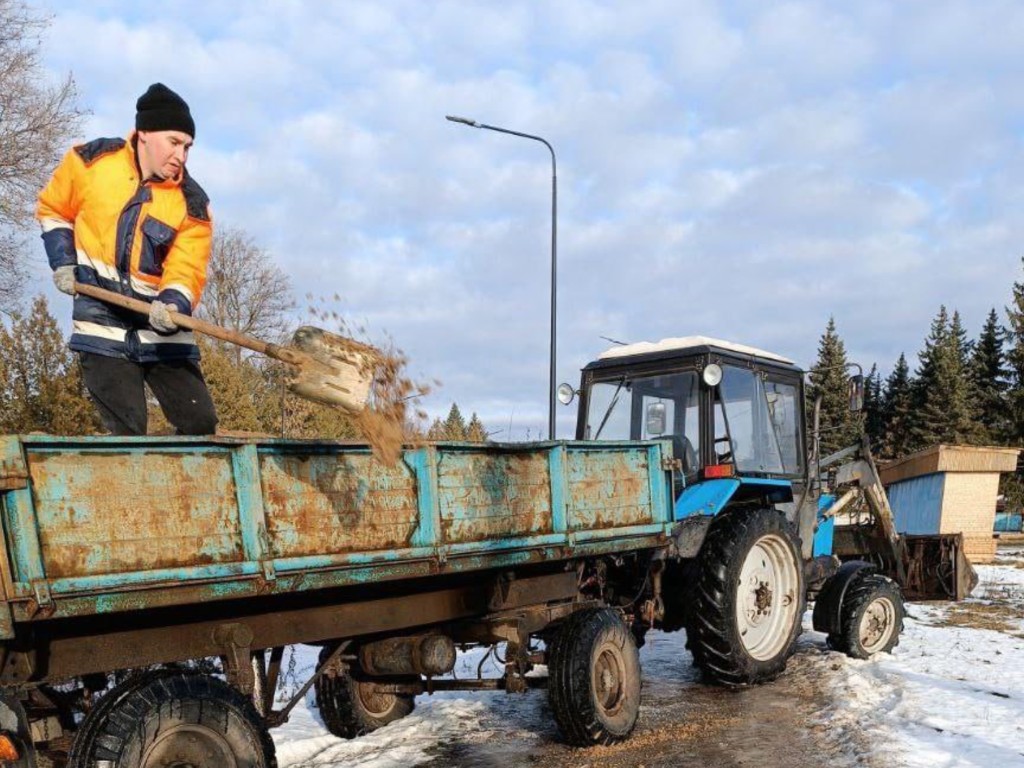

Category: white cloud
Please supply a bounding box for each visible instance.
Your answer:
[30,0,1024,437]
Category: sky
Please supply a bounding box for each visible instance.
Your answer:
[31,0,1024,439]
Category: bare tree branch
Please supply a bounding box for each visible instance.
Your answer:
[198,225,296,362]
[0,0,85,312]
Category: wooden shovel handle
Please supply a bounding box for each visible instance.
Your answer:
[73,282,305,366]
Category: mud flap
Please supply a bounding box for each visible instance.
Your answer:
[812,560,876,636]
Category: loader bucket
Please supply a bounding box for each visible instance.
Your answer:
[832,525,977,601]
[900,533,978,601]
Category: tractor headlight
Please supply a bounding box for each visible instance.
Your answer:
[702,363,723,387]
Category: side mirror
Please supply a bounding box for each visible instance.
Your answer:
[646,402,666,435]
[557,382,577,405]
[848,374,865,412]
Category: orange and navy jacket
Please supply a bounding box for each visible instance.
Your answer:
[36,133,212,362]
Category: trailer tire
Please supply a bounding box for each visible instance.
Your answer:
[690,507,805,686]
[315,647,416,739]
[68,669,178,768]
[548,607,641,746]
[829,573,904,659]
[72,672,276,768]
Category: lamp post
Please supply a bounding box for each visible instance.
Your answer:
[446,114,558,440]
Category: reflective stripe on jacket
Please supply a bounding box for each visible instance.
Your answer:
[36,134,213,362]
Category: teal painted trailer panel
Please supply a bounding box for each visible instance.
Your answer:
[565,448,654,531]
[436,449,554,542]
[24,447,245,579]
[0,436,674,627]
[260,451,420,557]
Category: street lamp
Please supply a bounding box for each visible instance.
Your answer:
[446,115,558,441]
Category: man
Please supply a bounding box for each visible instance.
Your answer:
[37,83,218,436]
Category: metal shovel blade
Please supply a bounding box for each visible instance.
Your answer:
[285,326,377,413]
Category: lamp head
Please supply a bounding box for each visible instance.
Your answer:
[446,115,480,127]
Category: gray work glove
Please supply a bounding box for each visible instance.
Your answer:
[149,301,179,333]
[53,265,76,295]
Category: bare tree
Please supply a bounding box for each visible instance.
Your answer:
[0,0,83,311]
[198,225,296,361]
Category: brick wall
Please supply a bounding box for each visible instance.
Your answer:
[940,473,999,563]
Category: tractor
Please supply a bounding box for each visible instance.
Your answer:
[561,335,972,685]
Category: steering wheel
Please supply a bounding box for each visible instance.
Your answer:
[714,436,733,463]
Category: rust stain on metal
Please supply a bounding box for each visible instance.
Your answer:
[567,451,652,530]
[26,450,244,578]
[436,451,552,543]
[260,453,419,558]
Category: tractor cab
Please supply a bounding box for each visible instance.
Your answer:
[569,336,806,496]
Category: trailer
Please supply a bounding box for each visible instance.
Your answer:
[0,434,678,767]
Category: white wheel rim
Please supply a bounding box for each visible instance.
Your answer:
[858,596,896,654]
[735,533,800,661]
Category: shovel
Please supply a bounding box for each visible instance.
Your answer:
[73,282,376,413]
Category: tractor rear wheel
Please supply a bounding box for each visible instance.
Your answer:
[828,573,904,659]
[690,507,804,686]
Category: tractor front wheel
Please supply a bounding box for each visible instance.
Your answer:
[828,573,905,659]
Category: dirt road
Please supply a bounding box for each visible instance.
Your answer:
[426,632,874,768]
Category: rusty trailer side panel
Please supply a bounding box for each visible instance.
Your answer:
[0,436,673,632]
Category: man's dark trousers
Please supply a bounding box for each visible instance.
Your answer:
[79,352,218,436]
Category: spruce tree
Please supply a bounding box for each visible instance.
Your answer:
[880,353,914,459]
[195,339,266,433]
[909,306,948,449]
[910,307,979,449]
[466,413,488,442]
[863,364,885,449]
[970,308,1009,442]
[0,295,99,434]
[807,317,860,456]
[442,403,468,440]
[1007,257,1024,445]
[426,418,446,440]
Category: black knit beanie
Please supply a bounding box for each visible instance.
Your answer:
[135,83,195,138]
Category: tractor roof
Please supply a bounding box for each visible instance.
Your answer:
[585,335,799,371]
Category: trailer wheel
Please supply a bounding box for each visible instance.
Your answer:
[72,672,275,768]
[68,669,177,768]
[829,573,904,659]
[691,507,804,686]
[314,647,416,739]
[548,607,641,746]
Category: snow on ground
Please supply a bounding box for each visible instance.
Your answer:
[803,546,1024,767]
[272,643,549,768]
[273,547,1024,767]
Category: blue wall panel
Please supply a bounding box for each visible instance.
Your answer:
[886,473,944,534]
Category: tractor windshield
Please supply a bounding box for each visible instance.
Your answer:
[716,366,802,476]
[586,371,702,473]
